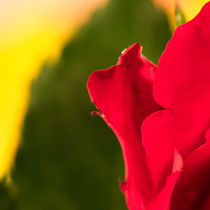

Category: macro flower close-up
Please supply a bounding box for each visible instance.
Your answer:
[0,0,209,209]
[87,2,210,210]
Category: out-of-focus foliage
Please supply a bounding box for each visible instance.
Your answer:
[153,0,209,28]
[175,4,186,27]
[0,0,170,209]
[0,0,107,181]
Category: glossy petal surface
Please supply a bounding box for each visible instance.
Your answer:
[170,129,210,210]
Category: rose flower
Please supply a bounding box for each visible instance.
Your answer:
[87,2,210,210]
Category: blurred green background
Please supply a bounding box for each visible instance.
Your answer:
[0,0,170,209]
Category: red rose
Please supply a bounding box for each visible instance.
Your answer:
[87,2,210,210]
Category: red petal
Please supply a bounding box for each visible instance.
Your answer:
[148,172,181,210]
[142,3,210,189]
[141,110,174,188]
[87,43,161,208]
[170,129,210,210]
[147,150,183,210]
[148,150,183,210]
[153,2,210,154]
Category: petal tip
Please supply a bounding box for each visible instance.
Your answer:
[118,42,142,64]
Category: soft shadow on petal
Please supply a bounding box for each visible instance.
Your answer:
[170,129,210,210]
[148,150,183,210]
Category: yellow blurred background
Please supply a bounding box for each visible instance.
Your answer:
[0,0,208,188]
[153,0,209,28]
[0,0,107,180]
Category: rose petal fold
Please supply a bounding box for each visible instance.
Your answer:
[148,150,183,210]
[170,129,210,210]
[153,2,210,154]
[87,43,161,208]
[141,2,210,190]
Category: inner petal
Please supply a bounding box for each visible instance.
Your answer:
[202,193,210,210]
[170,141,210,210]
